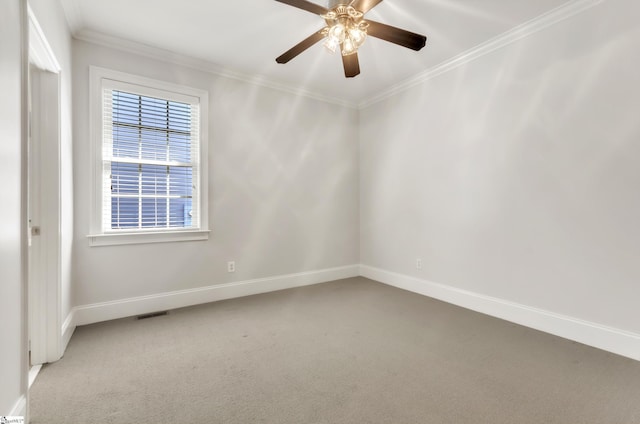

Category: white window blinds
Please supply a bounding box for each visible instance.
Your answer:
[101,86,201,232]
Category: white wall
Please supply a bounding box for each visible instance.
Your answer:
[0,0,27,415]
[72,40,359,306]
[29,0,74,329]
[360,0,640,334]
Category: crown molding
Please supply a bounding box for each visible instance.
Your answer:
[74,29,358,109]
[65,0,605,110]
[358,0,606,109]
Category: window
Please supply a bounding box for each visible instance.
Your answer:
[89,67,209,246]
[108,91,196,230]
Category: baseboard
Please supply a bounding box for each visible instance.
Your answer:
[73,265,359,327]
[61,309,76,353]
[9,394,26,417]
[360,265,640,361]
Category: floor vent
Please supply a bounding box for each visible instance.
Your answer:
[136,311,169,320]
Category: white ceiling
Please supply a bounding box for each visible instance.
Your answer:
[60,0,570,103]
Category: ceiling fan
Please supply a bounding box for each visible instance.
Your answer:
[274,0,427,78]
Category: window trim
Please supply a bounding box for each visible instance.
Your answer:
[88,66,209,247]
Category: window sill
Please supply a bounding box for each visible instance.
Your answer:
[87,229,210,247]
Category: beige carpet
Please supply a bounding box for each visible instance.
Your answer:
[30,277,640,423]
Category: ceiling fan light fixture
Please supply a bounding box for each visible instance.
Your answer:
[321,4,368,56]
[329,23,346,43]
[274,0,427,78]
[348,27,366,48]
[341,37,356,56]
[323,36,339,53]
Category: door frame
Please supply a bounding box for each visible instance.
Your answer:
[28,5,63,365]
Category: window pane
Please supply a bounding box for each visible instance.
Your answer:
[111,197,139,229]
[168,102,191,132]
[169,132,191,162]
[169,198,192,228]
[112,91,140,126]
[139,129,167,161]
[111,162,139,195]
[169,167,192,196]
[140,96,168,129]
[141,198,167,228]
[141,164,168,195]
[112,125,140,159]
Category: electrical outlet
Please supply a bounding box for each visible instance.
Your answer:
[416,258,422,270]
[227,261,235,273]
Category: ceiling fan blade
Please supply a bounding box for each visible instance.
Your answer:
[366,20,426,51]
[276,30,326,64]
[342,53,361,78]
[274,0,329,16]
[349,0,383,14]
